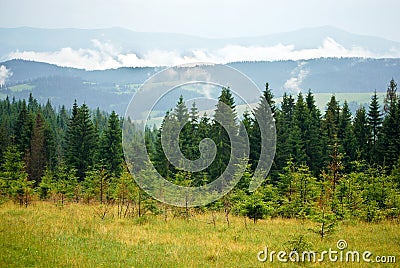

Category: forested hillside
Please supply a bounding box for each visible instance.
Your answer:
[1,79,400,224]
[1,58,400,114]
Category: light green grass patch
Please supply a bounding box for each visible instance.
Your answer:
[8,84,35,92]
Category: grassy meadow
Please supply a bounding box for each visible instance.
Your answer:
[0,201,398,267]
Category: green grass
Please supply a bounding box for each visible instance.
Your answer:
[0,201,399,267]
[8,84,35,92]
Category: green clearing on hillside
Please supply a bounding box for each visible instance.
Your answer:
[145,92,386,127]
[8,83,35,92]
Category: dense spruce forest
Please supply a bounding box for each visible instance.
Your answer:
[1,79,400,226]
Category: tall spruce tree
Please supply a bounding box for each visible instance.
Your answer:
[379,80,399,169]
[66,103,98,180]
[251,82,276,173]
[210,87,238,182]
[188,101,200,160]
[14,100,33,154]
[28,112,46,185]
[353,107,369,161]
[305,90,325,175]
[173,96,191,161]
[367,91,383,164]
[384,78,397,113]
[291,93,308,165]
[100,111,123,177]
[338,101,356,169]
[323,95,340,145]
[274,93,295,180]
[152,111,174,179]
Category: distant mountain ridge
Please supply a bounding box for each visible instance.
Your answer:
[1,58,399,115]
[1,26,400,69]
[1,26,400,54]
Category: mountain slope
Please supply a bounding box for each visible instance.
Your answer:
[1,26,400,68]
[1,58,399,114]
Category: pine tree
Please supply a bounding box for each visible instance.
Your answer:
[384,78,397,113]
[251,82,276,175]
[353,107,369,161]
[292,93,308,165]
[28,112,47,185]
[305,90,325,175]
[56,105,69,162]
[367,91,383,164]
[209,87,238,184]
[188,101,200,161]
[14,100,33,154]
[0,145,33,206]
[380,98,400,169]
[323,95,340,144]
[100,111,123,177]
[274,93,295,180]
[152,111,175,179]
[173,96,191,161]
[338,101,356,169]
[66,103,98,180]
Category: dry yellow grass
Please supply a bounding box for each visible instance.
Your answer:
[0,201,399,267]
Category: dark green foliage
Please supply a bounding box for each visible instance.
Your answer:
[305,91,326,175]
[274,93,295,181]
[338,101,356,169]
[100,111,123,177]
[249,83,277,175]
[14,100,34,154]
[367,91,383,164]
[0,145,33,206]
[323,95,340,144]
[65,103,98,180]
[379,81,400,169]
[27,112,47,185]
[209,87,238,183]
[353,107,369,160]
[0,81,400,223]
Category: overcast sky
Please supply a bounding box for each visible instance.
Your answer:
[1,0,400,41]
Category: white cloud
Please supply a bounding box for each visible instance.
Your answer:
[0,65,13,87]
[7,37,400,70]
[284,62,309,94]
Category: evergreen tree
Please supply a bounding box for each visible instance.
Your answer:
[173,96,191,160]
[338,101,356,168]
[56,104,69,162]
[353,107,369,161]
[188,101,200,161]
[28,112,47,185]
[66,103,98,180]
[0,145,34,206]
[380,98,400,169]
[323,95,340,145]
[305,90,325,175]
[367,91,383,164]
[250,82,276,174]
[209,87,238,183]
[291,93,308,165]
[384,78,397,113]
[274,93,295,181]
[152,111,174,178]
[14,100,33,154]
[100,111,123,176]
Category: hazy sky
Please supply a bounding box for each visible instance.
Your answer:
[1,0,400,41]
